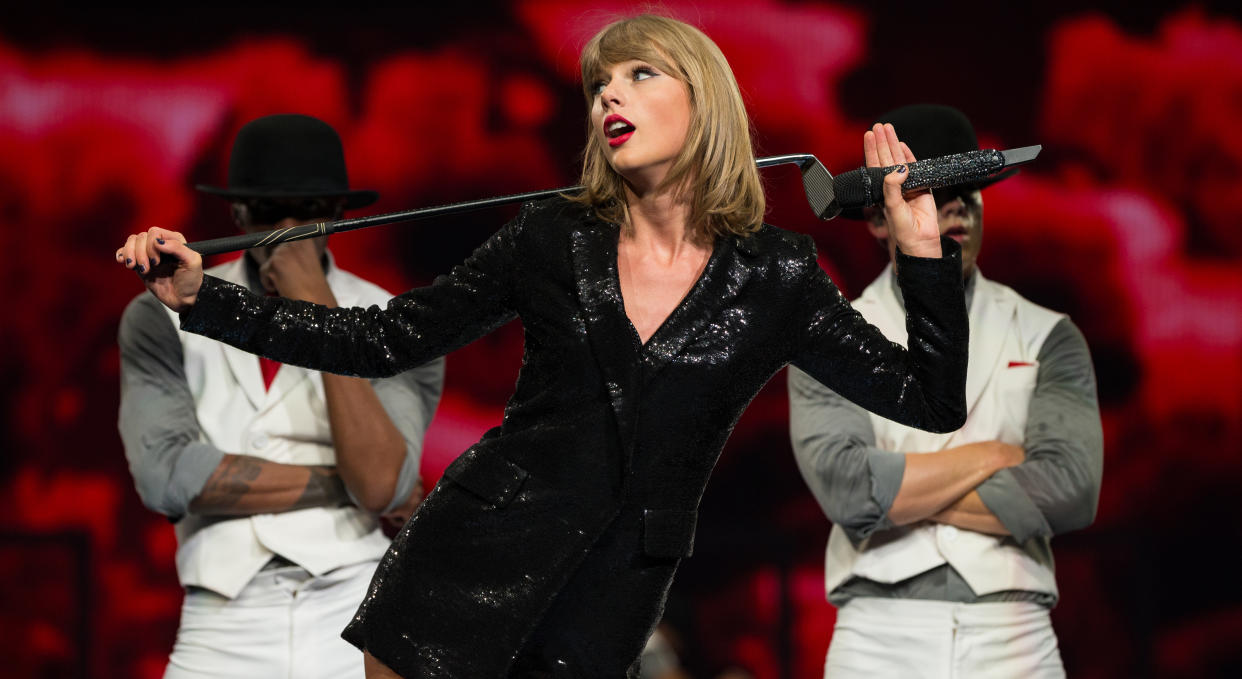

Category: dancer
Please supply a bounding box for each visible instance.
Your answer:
[118,16,968,678]
[789,105,1103,679]
[117,114,444,678]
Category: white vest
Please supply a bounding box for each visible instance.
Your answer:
[824,268,1063,599]
[167,255,395,598]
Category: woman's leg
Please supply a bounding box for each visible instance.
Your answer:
[364,652,402,679]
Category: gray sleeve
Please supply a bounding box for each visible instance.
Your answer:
[117,293,225,521]
[975,318,1104,543]
[368,357,445,514]
[788,366,906,544]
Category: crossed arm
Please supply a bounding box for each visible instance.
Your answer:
[118,291,442,522]
[788,317,1102,544]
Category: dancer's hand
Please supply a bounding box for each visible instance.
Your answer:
[117,227,203,313]
[260,239,337,306]
[865,123,941,258]
[381,479,425,533]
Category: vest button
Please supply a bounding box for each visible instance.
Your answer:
[252,435,270,450]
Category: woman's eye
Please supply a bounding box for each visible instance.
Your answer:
[633,66,656,81]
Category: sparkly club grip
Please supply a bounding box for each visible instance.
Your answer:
[834,149,1007,209]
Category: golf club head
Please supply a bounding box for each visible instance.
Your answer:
[800,157,839,220]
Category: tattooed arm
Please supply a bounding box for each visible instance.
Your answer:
[187,454,348,515]
[119,293,350,519]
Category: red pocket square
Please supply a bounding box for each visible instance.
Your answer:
[1008,361,1035,368]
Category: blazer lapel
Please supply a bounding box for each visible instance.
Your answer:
[207,258,268,410]
[569,217,640,434]
[639,234,752,379]
[962,274,1015,416]
[259,362,312,414]
[259,259,353,414]
[220,342,268,411]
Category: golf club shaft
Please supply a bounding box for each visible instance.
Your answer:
[186,155,819,256]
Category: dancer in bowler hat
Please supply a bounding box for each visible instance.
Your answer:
[789,104,1103,679]
[118,114,444,678]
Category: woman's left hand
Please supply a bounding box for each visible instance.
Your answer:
[865,123,941,258]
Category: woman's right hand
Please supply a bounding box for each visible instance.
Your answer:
[116,226,203,313]
[865,123,941,259]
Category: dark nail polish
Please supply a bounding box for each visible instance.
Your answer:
[157,238,165,244]
[898,165,907,174]
[136,264,145,273]
[125,258,132,265]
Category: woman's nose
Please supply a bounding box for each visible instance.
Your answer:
[599,82,623,108]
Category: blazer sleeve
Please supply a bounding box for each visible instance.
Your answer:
[790,236,969,434]
[179,203,532,379]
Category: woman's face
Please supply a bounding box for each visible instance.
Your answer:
[589,59,692,191]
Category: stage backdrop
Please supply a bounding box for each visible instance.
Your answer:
[2,2,1241,677]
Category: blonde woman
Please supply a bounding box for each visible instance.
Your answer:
[118,14,968,679]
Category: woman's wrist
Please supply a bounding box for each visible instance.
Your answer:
[895,237,943,259]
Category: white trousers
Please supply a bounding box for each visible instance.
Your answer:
[824,598,1065,679]
[164,561,375,679]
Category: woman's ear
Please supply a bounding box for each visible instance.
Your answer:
[231,202,248,229]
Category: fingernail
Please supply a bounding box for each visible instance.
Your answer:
[125,258,132,265]
[157,238,165,244]
[135,264,145,273]
[898,165,907,174]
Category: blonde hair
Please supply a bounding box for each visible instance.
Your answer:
[572,14,765,240]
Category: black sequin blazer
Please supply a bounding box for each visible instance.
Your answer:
[181,197,968,677]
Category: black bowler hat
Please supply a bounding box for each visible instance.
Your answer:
[197,114,378,209]
[843,103,1017,220]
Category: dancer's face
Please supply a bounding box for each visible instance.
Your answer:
[589,59,692,191]
[233,197,341,269]
[931,187,984,278]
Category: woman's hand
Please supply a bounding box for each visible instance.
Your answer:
[864,123,941,258]
[116,226,203,313]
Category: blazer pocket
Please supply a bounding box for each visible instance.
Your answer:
[642,509,698,559]
[442,450,529,508]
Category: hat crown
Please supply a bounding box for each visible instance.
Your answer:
[197,114,377,208]
[226,114,350,195]
[874,104,979,162]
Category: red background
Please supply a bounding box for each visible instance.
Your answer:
[2,1,1241,677]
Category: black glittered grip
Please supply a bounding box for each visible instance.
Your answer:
[836,149,1006,209]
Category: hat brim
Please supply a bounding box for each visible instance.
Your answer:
[838,167,1019,221]
[196,184,379,210]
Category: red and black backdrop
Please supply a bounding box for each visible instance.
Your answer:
[2,2,1241,677]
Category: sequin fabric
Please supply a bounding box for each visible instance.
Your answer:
[180,197,968,677]
[840,149,1008,210]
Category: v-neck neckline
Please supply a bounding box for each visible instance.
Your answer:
[611,232,725,351]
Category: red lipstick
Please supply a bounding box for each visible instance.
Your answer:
[604,114,635,148]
